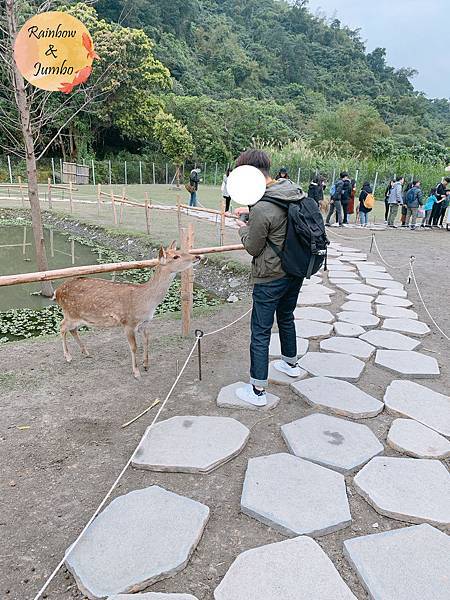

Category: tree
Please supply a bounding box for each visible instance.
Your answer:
[153,110,194,185]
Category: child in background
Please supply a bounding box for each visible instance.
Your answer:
[358,182,373,227]
[421,188,437,227]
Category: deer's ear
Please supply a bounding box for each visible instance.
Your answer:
[168,240,177,251]
[158,246,167,263]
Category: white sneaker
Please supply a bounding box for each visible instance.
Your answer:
[236,384,267,407]
[273,360,302,378]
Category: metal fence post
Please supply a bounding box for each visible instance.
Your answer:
[7,155,12,183]
[124,161,127,186]
[165,163,168,185]
[296,167,301,185]
[108,160,112,185]
[91,159,96,186]
[60,158,63,183]
[214,162,218,186]
[139,161,143,185]
[51,157,56,184]
[152,162,156,185]
[373,171,379,195]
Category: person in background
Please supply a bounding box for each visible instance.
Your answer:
[431,177,450,227]
[387,176,405,228]
[384,180,394,223]
[404,180,423,230]
[421,188,437,228]
[341,174,353,225]
[188,168,201,207]
[326,171,350,227]
[439,189,450,227]
[308,175,326,206]
[275,167,290,181]
[346,178,356,224]
[358,182,373,227]
[400,181,413,227]
[221,166,233,212]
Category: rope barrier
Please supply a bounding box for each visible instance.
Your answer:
[32,306,252,600]
[371,236,412,270]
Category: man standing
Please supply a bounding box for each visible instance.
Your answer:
[387,176,405,228]
[405,180,423,230]
[325,171,350,227]
[188,168,201,207]
[234,149,305,407]
[431,177,450,227]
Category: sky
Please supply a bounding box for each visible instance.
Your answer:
[306,0,449,99]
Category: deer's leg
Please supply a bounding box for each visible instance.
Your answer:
[125,326,140,379]
[143,327,150,371]
[60,318,72,363]
[69,328,91,357]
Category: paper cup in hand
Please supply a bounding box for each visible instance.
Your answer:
[226,165,267,206]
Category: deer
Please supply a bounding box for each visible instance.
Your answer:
[54,241,200,378]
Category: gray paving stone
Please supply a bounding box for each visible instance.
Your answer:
[337,312,380,328]
[359,271,394,280]
[269,333,309,358]
[356,264,386,272]
[387,419,450,459]
[109,594,198,599]
[340,301,374,313]
[359,330,420,351]
[344,524,450,600]
[375,295,413,308]
[334,322,366,337]
[241,453,351,536]
[297,294,332,306]
[383,288,408,298]
[326,263,355,271]
[294,320,334,339]
[320,337,375,360]
[366,278,404,289]
[217,382,280,412]
[268,361,307,385]
[294,307,334,322]
[329,278,363,286]
[214,536,357,600]
[299,352,365,381]
[354,457,450,526]
[65,486,209,599]
[335,283,380,295]
[291,377,383,418]
[132,417,249,474]
[300,284,336,295]
[384,380,450,436]
[306,275,323,284]
[282,413,383,474]
[376,305,419,320]
[346,294,374,303]
[327,271,359,279]
[375,350,439,378]
[382,318,430,336]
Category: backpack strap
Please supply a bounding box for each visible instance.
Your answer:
[259,197,290,259]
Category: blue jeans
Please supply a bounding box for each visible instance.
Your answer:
[250,275,303,387]
[189,191,197,207]
[360,211,369,225]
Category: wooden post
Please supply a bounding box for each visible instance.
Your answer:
[22,225,27,255]
[18,175,25,207]
[110,190,118,225]
[50,227,54,257]
[69,180,73,213]
[220,199,225,246]
[71,239,75,265]
[144,191,151,234]
[97,183,101,215]
[181,223,194,337]
[47,177,53,210]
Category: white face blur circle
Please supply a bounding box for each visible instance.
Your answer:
[226,165,267,206]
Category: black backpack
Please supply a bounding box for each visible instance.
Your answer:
[261,196,329,279]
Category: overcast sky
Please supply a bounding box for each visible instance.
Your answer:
[306,0,449,99]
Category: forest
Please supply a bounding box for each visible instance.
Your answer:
[1,0,449,169]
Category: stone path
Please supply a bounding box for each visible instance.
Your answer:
[66,240,449,600]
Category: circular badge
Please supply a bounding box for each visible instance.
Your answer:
[226,165,267,206]
[14,11,98,93]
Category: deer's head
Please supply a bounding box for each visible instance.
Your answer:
[158,241,200,273]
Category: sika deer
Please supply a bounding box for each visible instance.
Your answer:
[54,241,200,378]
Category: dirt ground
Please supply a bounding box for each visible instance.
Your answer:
[1,225,449,600]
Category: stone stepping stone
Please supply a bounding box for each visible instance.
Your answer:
[241,453,351,537]
[269,333,309,358]
[282,413,383,474]
[382,318,430,337]
[383,288,408,298]
[387,419,450,459]
[109,594,198,599]
[346,294,374,303]
[376,305,418,320]
[354,457,450,526]
[340,301,374,313]
[320,337,375,360]
[326,264,355,271]
[294,307,334,322]
[359,271,394,280]
[356,264,386,272]
[384,380,450,436]
[268,361,307,385]
[300,284,336,295]
[217,382,280,412]
[297,294,332,306]
[294,320,333,340]
[291,377,383,418]
[340,255,367,262]
[335,283,380,295]
[298,352,365,381]
[344,524,450,600]
[132,416,249,474]
[359,330,420,351]
[327,271,359,279]
[306,275,323,285]
[366,279,404,289]
[375,350,439,378]
[375,295,413,308]
[334,322,366,337]
[330,278,363,286]
[337,312,380,328]
[65,486,209,599]
[214,536,357,600]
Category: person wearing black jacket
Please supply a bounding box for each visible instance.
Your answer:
[325,171,351,227]
[308,176,325,206]
[431,177,450,227]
